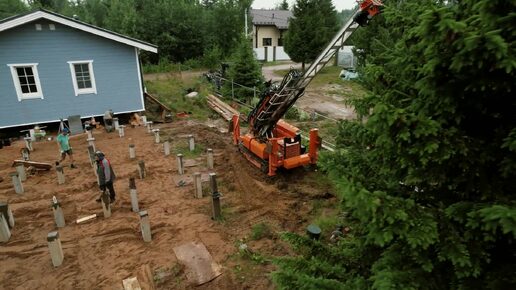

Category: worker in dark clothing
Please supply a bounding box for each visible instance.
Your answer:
[95,151,116,203]
[103,109,114,132]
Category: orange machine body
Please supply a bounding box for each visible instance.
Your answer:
[232,115,321,176]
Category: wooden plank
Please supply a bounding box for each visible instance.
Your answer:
[12,160,52,170]
[207,100,232,121]
[144,92,171,112]
[207,95,238,116]
[76,214,97,224]
[122,277,142,290]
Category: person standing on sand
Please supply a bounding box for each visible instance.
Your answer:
[56,127,76,168]
[95,151,116,203]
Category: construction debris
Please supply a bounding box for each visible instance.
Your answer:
[122,277,142,290]
[144,92,172,122]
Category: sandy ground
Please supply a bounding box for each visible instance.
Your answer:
[0,119,333,289]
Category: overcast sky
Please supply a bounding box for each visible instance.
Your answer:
[251,0,357,11]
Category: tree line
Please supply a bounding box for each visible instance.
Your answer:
[1,0,253,65]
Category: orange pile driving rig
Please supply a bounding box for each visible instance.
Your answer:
[231,0,383,176]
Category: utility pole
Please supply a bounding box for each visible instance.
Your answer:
[244,8,248,38]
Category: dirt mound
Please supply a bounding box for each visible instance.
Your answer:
[0,119,333,289]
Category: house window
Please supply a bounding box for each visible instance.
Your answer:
[262,38,272,46]
[278,38,283,46]
[67,60,97,96]
[7,63,44,101]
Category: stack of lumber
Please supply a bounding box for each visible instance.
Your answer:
[206,94,239,121]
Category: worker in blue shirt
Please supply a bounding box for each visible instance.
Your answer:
[56,128,76,168]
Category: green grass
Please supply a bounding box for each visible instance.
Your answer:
[261,60,293,67]
[250,222,273,240]
[172,142,205,159]
[290,119,339,144]
[144,77,215,120]
[313,214,341,235]
[275,65,367,98]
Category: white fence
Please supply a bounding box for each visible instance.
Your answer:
[253,46,291,62]
[254,45,356,68]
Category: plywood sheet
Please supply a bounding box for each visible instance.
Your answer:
[173,241,222,285]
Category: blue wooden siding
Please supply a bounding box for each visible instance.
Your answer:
[0,19,144,128]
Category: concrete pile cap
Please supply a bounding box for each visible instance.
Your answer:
[129,144,135,148]
[139,211,148,218]
[152,129,160,132]
[47,231,59,242]
[87,137,95,141]
[9,172,19,177]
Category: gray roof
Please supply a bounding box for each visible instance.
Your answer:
[250,9,293,29]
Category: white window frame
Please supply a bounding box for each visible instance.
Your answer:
[7,63,44,101]
[67,60,97,96]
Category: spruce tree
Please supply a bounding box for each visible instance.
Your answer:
[273,0,516,289]
[0,0,27,19]
[278,0,289,10]
[284,0,338,71]
[222,39,264,102]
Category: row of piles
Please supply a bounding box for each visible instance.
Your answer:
[2,118,222,268]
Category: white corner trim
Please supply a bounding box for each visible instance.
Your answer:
[7,63,44,101]
[67,60,97,96]
[135,48,145,111]
[0,11,157,53]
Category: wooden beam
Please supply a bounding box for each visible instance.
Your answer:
[144,92,171,112]
[76,214,97,224]
[12,160,52,170]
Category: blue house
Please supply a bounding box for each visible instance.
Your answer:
[0,10,157,129]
